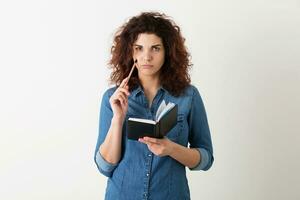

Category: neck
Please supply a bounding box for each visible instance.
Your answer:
[139,76,161,108]
[139,76,161,94]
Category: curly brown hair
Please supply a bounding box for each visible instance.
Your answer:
[109,12,192,96]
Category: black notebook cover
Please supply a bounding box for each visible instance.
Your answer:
[127,104,178,140]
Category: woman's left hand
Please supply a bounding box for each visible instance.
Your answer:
[138,137,174,156]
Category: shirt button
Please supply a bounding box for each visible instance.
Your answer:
[148,154,152,157]
[146,173,149,176]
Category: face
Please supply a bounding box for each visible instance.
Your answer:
[132,33,165,79]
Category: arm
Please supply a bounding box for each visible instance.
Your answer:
[139,137,210,170]
[168,142,200,168]
[139,86,214,170]
[99,116,123,164]
[100,78,130,163]
[94,78,130,176]
[139,137,200,168]
[187,86,214,170]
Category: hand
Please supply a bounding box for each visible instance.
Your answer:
[139,137,174,157]
[109,78,130,121]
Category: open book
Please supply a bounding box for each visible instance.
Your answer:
[127,100,178,140]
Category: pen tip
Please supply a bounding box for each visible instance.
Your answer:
[134,59,137,63]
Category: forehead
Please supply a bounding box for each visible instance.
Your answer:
[134,33,163,45]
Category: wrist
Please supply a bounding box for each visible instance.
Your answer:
[111,115,125,125]
[167,139,177,156]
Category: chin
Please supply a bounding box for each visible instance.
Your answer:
[138,68,161,77]
[138,70,158,77]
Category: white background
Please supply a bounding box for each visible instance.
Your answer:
[0,0,299,199]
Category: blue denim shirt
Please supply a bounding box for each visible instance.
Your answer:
[94,84,214,200]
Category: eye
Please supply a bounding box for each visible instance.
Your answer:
[152,46,160,52]
[134,46,142,51]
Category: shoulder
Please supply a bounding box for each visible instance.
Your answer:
[167,84,201,101]
[181,84,201,97]
[181,85,204,106]
[101,86,117,101]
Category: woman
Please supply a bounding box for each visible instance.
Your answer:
[94,12,214,200]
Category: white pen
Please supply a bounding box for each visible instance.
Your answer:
[123,59,137,87]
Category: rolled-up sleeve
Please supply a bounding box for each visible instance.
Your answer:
[94,87,118,177]
[189,148,213,171]
[95,150,118,177]
[188,86,214,171]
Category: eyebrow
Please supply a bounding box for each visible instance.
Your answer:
[134,44,162,47]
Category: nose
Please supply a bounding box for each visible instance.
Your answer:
[142,49,152,62]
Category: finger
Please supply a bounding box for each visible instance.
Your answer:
[117,92,127,102]
[111,92,126,105]
[116,94,126,105]
[118,87,130,96]
[138,138,149,145]
[111,98,122,106]
[111,90,129,104]
[143,137,160,144]
[139,139,157,149]
[113,89,126,99]
[121,98,128,107]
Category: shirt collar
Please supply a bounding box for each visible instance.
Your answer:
[131,84,168,97]
[131,85,143,97]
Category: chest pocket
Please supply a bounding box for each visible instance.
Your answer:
[166,113,184,141]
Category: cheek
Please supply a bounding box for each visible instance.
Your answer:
[160,51,165,61]
[132,53,138,60]
[133,50,141,59]
[158,55,165,65]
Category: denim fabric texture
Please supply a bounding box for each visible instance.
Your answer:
[94,85,214,200]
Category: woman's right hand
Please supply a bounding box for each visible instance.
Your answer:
[109,78,130,122]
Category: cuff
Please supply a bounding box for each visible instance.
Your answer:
[190,148,210,171]
[95,151,118,176]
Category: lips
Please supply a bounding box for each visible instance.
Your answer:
[141,64,153,68]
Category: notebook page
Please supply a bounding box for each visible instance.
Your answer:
[128,118,156,124]
[156,102,175,121]
[155,100,167,120]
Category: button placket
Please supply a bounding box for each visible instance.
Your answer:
[143,151,153,199]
